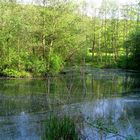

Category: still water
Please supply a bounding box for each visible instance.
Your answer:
[0,68,140,140]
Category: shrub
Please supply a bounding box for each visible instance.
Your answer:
[2,68,31,78]
[49,54,63,73]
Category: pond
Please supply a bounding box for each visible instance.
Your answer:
[0,68,140,140]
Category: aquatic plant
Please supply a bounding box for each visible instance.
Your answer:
[86,117,118,134]
[86,117,139,140]
[43,116,79,140]
[126,135,139,140]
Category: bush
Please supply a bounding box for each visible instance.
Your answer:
[49,54,64,73]
[2,68,31,78]
[43,116,79,140]
[33,59,46,75]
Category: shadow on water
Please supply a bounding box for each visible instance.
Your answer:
[0,68,140,139]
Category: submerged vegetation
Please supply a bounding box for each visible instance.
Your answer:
[0,0,140,77]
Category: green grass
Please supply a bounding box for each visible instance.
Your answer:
[43,116,79,140]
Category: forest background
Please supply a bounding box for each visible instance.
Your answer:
[0,0,140,77]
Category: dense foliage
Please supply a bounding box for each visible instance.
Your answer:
[0,0,140,77]
[123,29,140,70]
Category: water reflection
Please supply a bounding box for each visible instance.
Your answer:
[0,68,140,139]
[0,112,41,140]
[15,112,40,140]
[0,97,140,139]
[80,98,140,139]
